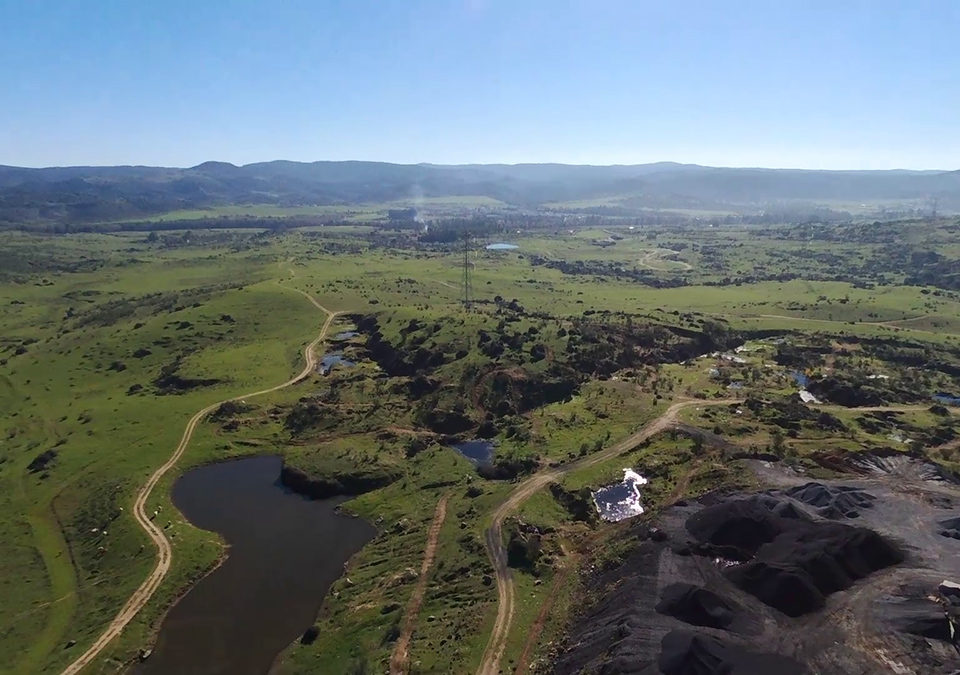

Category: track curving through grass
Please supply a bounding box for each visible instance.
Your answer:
[61,283,338,675]
[475,398,741,675]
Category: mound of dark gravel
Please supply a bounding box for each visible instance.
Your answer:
[658,630,805,675]
[938,516,960,539]
[882,597,952,641]
[655,584,740,630]
[687,495,903,617]
[685,494,809,561]
[784,482,876,519]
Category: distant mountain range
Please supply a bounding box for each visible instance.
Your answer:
[1,160,958,225]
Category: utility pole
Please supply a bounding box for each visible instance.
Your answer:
[461,233,473,309]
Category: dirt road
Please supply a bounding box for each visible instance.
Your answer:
[815,403,930,413]
[638,248,692,272]
[475,398,739,675]
[61,285,337,675]
[513,541,577,675]
[390,493,450,675]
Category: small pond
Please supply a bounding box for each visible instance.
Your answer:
[319,352,355,375]
[934,393,960,406]
[486,243,519,251]
[593,469,649,522]
[791,371,810,387]
[451,439,495,465]
[133,456,374,675]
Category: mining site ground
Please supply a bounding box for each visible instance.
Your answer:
[554,453,960,674]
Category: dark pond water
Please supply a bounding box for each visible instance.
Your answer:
[934,393,960,406]
[134,456,374,675]
[791,371,810,387]
[452,439,495,464]
[318,352,355,375]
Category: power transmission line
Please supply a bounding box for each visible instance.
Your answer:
[461,234,473,309]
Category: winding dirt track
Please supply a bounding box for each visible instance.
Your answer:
[390,493,450,675]
[61,285,337,675]
[475,398,740,675]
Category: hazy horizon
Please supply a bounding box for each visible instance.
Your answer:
[3,158,957,173]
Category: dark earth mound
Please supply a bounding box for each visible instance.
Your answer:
[654,584,740,630]
[938,516,960,539]
[882,597,952,641]
[686,495,902,617]
[658,630,805,675]
[685,494,809,561]
[784,482,876,519]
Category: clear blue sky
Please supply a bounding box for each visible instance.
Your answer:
[1,0,957,169]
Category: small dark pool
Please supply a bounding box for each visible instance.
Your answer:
[934,393,960,406]
[318,352,355,375]
[791,371,810,387]
[452,440,495,465]
[134,456,374,675]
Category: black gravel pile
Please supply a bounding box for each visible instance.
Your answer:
[685,494,808,561]
[687,496,903,616]
[938,516,960,539]
[784,482,876,519]
[654,584,740,630]
[882,597,952,641]
[658,630,805,675]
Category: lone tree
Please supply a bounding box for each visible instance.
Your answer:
[770,429,786,457]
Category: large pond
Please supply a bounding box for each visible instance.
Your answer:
[485,242,519,251]
[134,456,374,675]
